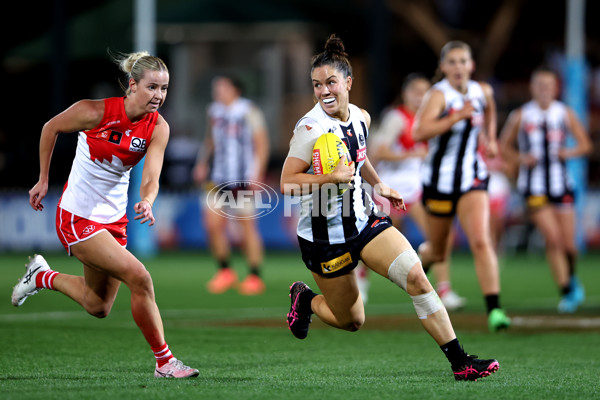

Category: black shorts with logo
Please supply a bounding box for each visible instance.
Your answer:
[421,178,489,217]
[524,189,575,210]
[297,214,393,278]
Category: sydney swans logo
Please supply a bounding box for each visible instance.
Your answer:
[206,180,279,220]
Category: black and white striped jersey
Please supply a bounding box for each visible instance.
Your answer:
[516,100,574,197]
[421,79,489,194]
[286,102,375,244]
[208,98,265,184]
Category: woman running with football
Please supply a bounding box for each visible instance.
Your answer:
[412,40,510,332]
[12,51,199,378]
[280,34,499,381]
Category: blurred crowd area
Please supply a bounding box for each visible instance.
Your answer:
[2,0,600,190]
[2,0,600,240]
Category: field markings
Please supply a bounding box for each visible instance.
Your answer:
[511,316,600,329]
[2,305,599,332]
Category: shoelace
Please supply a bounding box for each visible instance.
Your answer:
[287,311,299,325]
[170,359,190,370]
[23,265,42,285]
[461,346,479,361]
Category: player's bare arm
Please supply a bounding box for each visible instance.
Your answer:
[413,90,473,142]
[135,115,169,226]
[29,100,105,211]
[481,82,498,158]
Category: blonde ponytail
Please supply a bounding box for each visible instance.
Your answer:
[109,49,168,95]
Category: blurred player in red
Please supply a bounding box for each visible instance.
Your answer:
[365,73,466,310]
[12,51,199,378]
[193,75,270,295]
[500,67,592,313]
[479,140,513,253]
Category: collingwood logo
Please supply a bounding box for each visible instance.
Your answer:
[321,252,352,274]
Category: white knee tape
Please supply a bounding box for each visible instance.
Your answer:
[411,291,443,319]
[387,249,420,291]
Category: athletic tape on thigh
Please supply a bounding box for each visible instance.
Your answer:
[387,249,420,291]
[411,291,443,319]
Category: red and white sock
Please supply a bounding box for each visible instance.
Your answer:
[35,270,59,290]
[152,343,174,367]
[437,281,451,298]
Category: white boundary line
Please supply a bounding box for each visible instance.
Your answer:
[510,316,600,328]
[2,307,600,330]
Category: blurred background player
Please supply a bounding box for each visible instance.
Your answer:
[479,139,514,254]
[360,72,466,310]
[413,40,511,332]
[500,67,592,313]
[12,51,198,378]
[193,75,270,295]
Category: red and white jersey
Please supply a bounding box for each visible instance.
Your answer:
[59,97,158,223]
[374,105,427,204]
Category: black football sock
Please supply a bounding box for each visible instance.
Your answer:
[441,338,468,368]
[485,294,500,314]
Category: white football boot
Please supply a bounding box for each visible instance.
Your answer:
[440,290,467,311]
[11,254,50,307]
[154,358,199,378]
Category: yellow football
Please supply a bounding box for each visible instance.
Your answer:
[312,132,350,175]
[312,132,352,195]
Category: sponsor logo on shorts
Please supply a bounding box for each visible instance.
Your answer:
[82,225,96,235]
[425,199,453,214]
[562,194,574,204]
[130,137,147,153]
[321,252,352,274]
[371,217,388,228]
[527,195,549,208]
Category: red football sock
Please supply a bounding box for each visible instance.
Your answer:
[152,343,174,367]
[36,270,59,290]
[436,281,451,297]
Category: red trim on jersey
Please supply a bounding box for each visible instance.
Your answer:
[396,106,417,149]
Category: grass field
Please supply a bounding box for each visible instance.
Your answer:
[1,250,599,400]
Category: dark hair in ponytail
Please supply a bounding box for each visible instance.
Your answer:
[310,34,353,78]
[440,40,471,61]
[402,72,428,92]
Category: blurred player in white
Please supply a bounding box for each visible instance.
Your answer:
[500,67,592,313]
[362,73,466,310]
[193,75,270,295]
[413,41,510,332]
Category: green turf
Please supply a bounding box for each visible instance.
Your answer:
[1,250,599,399]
